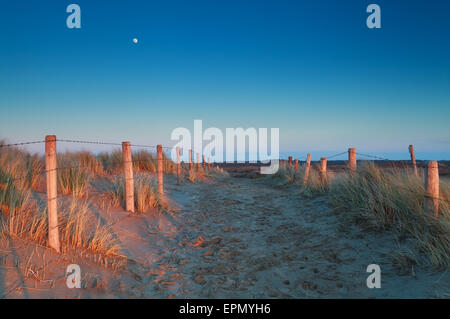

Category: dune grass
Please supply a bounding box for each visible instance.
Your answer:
[74,151,105,175]
[58,199,119,256]
[269,163,331,195]
[98,150,122,174]
[0,146,119,259]
[206,166,229,178]
[268,161,450,267]
[182,164,228,183]
[57,153,91,198]
[329,162,450,268]
[187,169,198,183]
[0,144,184,265]
[133,150,157,172]
[1,195,119,257]
[110,174,159,213]
[0,147,44,191]
[301,166,336,196]
[98,149,175,175]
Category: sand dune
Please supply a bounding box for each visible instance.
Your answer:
[1,173,449,298]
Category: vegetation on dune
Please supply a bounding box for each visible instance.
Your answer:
[58,199,119,256]
[0,146,121,258]
[73,151,105,175]
[1,142,230,267]
[98,149,176,174]
[57,153,91,198]
[270,161,450,268]
[0,195,119,257]
[97,150,122,174]
[133,150,157,172]
[5,140,447,269]
[0,147,44,191]
[110,174,159,213]
[187,169,198,183]
[181,164,229,183]
[330,162,450,268]
[269,165,299,187]
[269,164,332,194]
[206,166,230,178]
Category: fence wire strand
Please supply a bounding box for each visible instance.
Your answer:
[0,141,46,148]
[1,141,449,203]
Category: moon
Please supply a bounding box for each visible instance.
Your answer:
[132,38,138,44]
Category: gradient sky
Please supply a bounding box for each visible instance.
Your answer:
[1,0,449,160]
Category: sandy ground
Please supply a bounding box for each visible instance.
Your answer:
[1,173,449,298]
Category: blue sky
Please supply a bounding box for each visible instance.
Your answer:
[0,0,449,160]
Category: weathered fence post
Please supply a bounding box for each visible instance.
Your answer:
[320,157,327,184]
[157,145,164,195]
[176,146,181,185]
[196,153,200,172]
[303,153,311,185]
[424,161,439,217]
[348,148,357,171]
[294,159,299,172]
[189,149,193,176]
[288,156,293,166]
[202,155,206,170]
[122,141,135,213]
[45,135,60,252]
[408,145,418,176]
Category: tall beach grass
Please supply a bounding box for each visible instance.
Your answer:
[329,162,450,268]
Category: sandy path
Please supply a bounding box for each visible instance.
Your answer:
[134,175,450,298]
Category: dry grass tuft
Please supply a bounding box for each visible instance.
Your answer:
[206,166,229,178]
[1,197,119,257]
[110,174,159,213]
[186,169,198,183]
[0,147,44,191]
[74,151,105,175]
[59,200,119,256]
[0,145,120,261]
[98,150,123,174]
[133,150,157,172]
[301,167,335,196]
[269,165,297,186]
[268,164,331,195]
[266,160,450,267]
[330,162,450,268]
[57,153,91,198]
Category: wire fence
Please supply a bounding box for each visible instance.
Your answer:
[0,136,449,269]
[0,138,173,150]
[0,138,211,218]
[0,140,46,148]
[0,138,449,204]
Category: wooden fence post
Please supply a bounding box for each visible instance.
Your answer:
[320,157,327,184]
[294,159,299,172]
[176,146,181,185]
[348,148,357,171]
[196,153,200,172]
[303,153,311,185]
[122,141,135,213]
[157,145,164,195]
[45,135,60,252]
[202,155,206,170]
[408,145,418,176]
[189,149,193,176]
[424,161,439,217]
[288,156,293,166]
